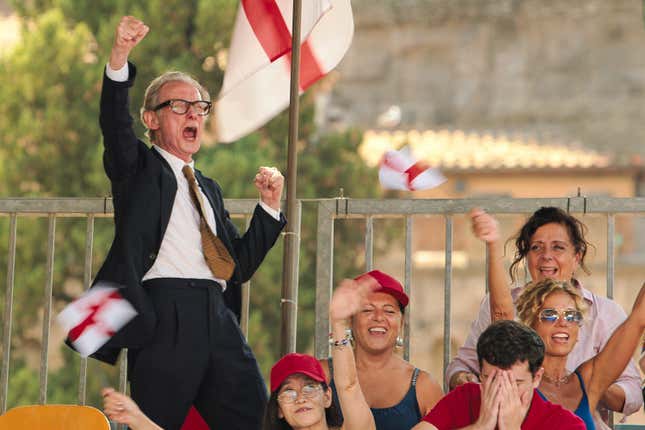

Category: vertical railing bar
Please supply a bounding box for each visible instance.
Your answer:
[240,215,252,339]
[365,216,373,271]
[606,214,615,300]
[403,216,412,361]
[78,215,95,405]
[1,214,17,413]
[606,214,615,429]
[117,350,128,430]
[442,216,453,393]
[315,202,334,359]
[39,215,56,404]
[118,351,128,393]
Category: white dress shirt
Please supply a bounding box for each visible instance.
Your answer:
[105,63,281,289]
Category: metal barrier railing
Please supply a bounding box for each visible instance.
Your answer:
[0,197,301,413]
[313,197,645,386]
[2,196,645,427]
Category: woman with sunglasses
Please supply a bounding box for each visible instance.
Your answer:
[504,278,645,429]
[103,276,377,430]
[447,207,642,428]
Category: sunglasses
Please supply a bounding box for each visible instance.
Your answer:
[539,308,583,325]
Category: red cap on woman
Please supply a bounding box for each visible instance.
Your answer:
[354,270,409,309]
[270,353,327,393]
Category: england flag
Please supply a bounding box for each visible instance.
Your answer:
[57,283,137,357]
[379,146,447,191]
[215,0,354,142]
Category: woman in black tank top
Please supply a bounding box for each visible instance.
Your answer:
[320,270,443,430]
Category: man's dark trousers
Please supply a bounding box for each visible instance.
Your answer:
[128,278,267,430]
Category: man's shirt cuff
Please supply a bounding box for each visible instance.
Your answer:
[105,62,129,82]
[259,201,281,221]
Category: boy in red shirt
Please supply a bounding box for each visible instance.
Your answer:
[413,320,584,430]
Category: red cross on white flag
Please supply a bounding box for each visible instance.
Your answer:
[379,147,447,191]
[57,283,137,357]
[215,0,354,142]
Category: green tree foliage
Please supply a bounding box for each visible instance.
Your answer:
[1,0,382,410]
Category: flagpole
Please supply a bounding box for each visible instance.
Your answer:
[280,0,303,356]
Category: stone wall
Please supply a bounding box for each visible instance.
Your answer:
[325,0,645,162]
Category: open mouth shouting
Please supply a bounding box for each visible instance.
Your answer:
[551,332,570,344]
[537,266,559,278]
[183,125,198,141]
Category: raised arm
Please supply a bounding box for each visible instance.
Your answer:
[329,278,377,430]
[100,16,149,181]
[470,208,513,322]
[583,282,645,411]
[109,16,149,71]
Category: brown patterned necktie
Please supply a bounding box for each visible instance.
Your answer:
[182,165,235,280]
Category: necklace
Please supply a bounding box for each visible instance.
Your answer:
[542,371,571,387]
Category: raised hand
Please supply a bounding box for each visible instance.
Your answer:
[110,16,149,70]
[254,166,284,211]
[497,370,530,430]
[470,208,500,244]
[330,276,379,322]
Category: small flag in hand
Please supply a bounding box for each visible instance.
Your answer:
[57,283,137,357]
[379,146,446,191]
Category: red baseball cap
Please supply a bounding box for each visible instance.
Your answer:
[354,270,409,309]
[270,353,327,393]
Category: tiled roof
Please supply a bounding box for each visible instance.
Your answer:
[360,129,614,170]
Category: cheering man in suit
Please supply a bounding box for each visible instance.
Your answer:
[76,16,287,430]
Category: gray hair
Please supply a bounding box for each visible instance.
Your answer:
[140,71,211,143]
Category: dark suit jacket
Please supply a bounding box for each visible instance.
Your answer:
[74,63,286,364]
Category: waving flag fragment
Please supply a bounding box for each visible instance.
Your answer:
[215,0,354,142]
[57,283,137,357]
[379,146,447,191]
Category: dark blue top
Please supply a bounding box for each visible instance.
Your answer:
[537,370,595,430]
[328,358,422,430]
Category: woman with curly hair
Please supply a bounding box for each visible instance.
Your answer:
[447,207,642,429]
[502,278,645,429]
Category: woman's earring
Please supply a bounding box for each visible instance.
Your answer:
[395,336,404,348]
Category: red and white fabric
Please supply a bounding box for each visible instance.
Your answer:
[215,0,354,143]
[379,146,447,191]
[57,283,137,357]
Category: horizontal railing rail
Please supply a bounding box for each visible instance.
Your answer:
[2,196,644,429]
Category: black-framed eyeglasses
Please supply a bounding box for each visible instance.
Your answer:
[152,99,212,116]
[277,383,323,404]
[539,308,583,325]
